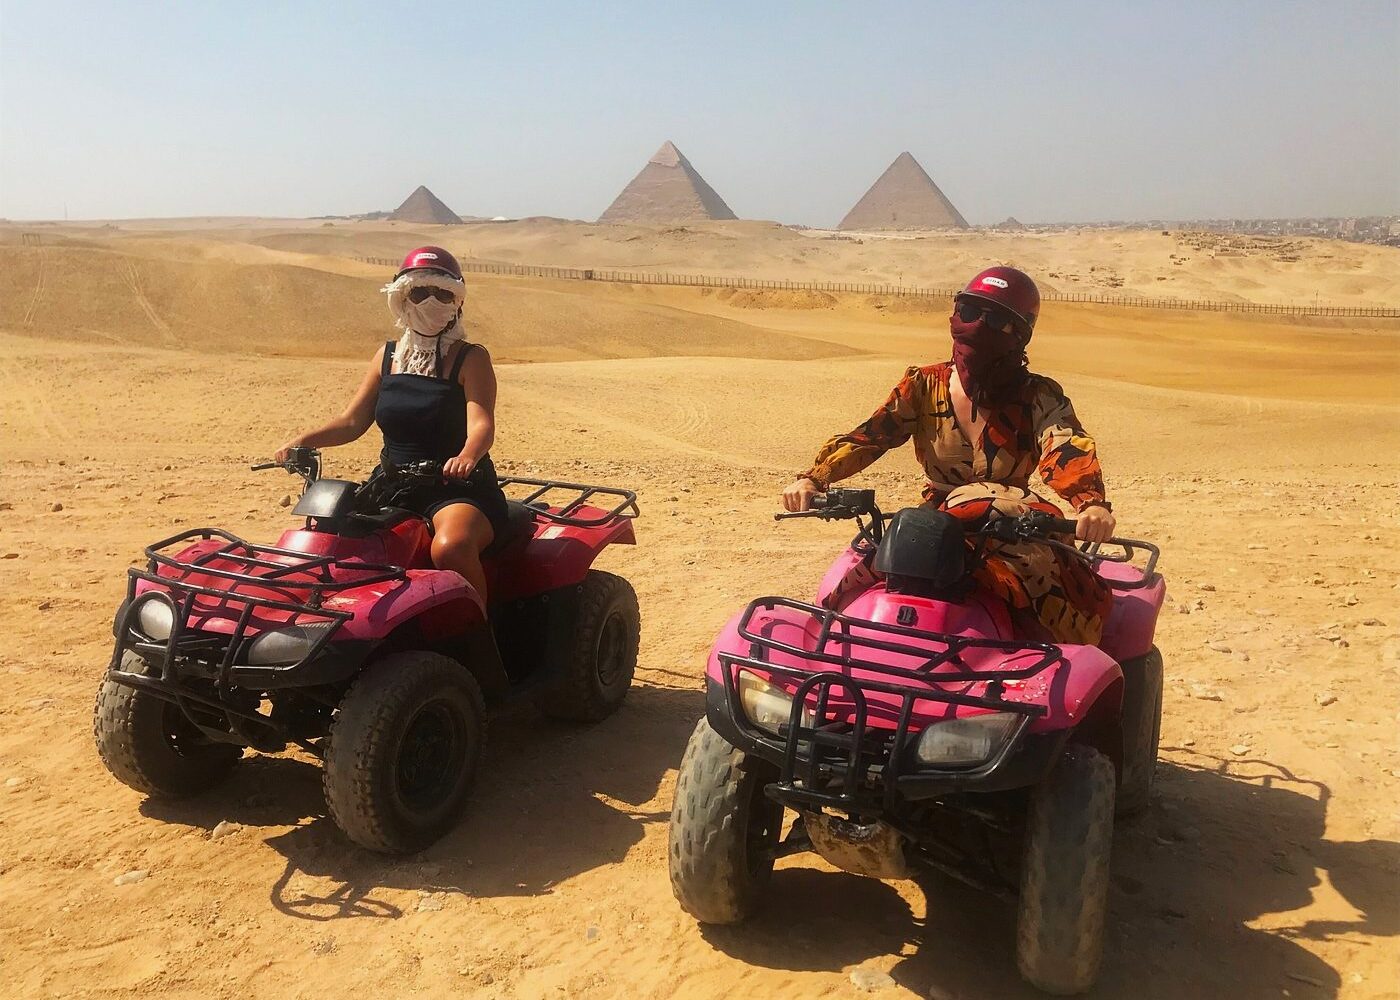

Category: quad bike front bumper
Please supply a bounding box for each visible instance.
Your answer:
[705,676,1068,814]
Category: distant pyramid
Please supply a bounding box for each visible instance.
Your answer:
[999,216,1025,230]
[390,185,462,225]
[838,152,968,231]
[599,141,738,223]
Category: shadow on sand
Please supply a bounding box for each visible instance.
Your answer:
[699,751,1399,999]
[141,683,701,922]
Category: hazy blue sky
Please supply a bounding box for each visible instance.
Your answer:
[2,1,1397,225]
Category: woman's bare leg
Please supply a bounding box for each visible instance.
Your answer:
[430,504,496,605]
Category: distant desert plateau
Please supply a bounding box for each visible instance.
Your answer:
[1,217,1398,999]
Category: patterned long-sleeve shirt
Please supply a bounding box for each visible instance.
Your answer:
[801,362,1107,511]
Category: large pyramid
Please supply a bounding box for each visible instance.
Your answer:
[390,185,462,225]
[837,152,968,231]
[598,141,738,224]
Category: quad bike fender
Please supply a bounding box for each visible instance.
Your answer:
[329,569,487,641]
[1096,560,1166,663]
[490,518,635,602]
[1017,645,1123,735]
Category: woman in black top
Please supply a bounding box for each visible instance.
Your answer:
[276,246,509,602]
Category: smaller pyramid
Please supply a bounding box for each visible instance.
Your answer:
[999,216,1025,230]
[390,186,462,225]
[599,141,738,224]
[838,152,968,231]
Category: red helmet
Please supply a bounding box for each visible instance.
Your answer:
[396,245,462,281]
[955,266,1040,334]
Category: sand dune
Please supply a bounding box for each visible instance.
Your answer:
[0,223,1397,999]
[8,217,1398,308]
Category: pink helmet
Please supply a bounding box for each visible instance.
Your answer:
[955,266,1041,334]
[396,245,462,281]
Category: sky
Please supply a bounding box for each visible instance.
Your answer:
[2,0,1397,226]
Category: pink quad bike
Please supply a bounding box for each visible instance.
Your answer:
[668,488,1165,995]
[94,448,641,853]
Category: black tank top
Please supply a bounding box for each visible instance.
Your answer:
[375,340,478,466]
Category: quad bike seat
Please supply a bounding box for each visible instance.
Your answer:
[484,500,540,556]
[1095,560,1166,664]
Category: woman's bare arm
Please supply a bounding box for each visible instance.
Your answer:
[443,346,497,480]
[275,346,384,461]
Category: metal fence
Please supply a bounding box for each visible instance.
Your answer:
[355,257,1400,318]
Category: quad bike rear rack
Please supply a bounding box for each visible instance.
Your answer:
[717,597,1066,813]
[107,528,409,754]
[497,477,639,527]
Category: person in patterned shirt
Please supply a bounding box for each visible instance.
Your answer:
[782,266,1116,645]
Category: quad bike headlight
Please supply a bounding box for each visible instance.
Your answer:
[737,671,816,736]
[244,623,334,666]
[914,712,1019,767]
[132,599,175,641]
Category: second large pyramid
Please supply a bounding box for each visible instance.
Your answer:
[838,152,968,231]
[599,141,738,224]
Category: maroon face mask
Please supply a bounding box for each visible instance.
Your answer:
[950,313,1029,407]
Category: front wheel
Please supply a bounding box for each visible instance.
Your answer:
[93,652,242,797]
[533,570,640,722]
[1016,744,1116,995]
[323,651,485,853]
[668,717,784,924]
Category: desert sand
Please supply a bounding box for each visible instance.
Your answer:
[1,220,1398,999]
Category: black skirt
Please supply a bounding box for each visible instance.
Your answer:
[380,455,510,537]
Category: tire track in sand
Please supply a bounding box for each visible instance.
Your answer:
[20,248,45,326]
[121,260,177,347]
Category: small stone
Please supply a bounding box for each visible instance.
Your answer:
[1342,594,1359,607]
[114,869,149,886]
[419,863,442,878]
[279,495,293,508]
[1316,692,1337,707]
[5,777,24,788]
[1192,599,1206,610]
[49,502,64,512]
[1182,738,1196,747]
[586,924,599,942]
[1176,604,1190,615]
[1250,608,1274,618]
[416,893,444,912]
[1189,684,1223,702]
[850,967,896,992]
[1232,650,1251,662]
[1362,618,1386,627]
[209,820,240,841]
[1324,741,1339,749]
[1198,583,1216,592]
[311,936,337,955]
[37,600,52,611]
[1,552,18,560]
[1207,641,1232,654]
[1230,744,1250,756]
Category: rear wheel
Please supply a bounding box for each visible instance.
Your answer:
[1017,744,1116,995]
[93,653,242,797]
[533,570,639,722]
[323,651,485,854]
[1116,646,1163,818]
[668,717,784,924]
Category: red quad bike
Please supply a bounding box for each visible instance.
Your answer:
[94,448,641,853]
[668,489,1165,995]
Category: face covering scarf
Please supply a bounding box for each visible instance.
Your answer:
[949,312,1030,408]
[381,270,468,376]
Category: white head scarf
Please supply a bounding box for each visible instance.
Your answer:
[380,269,468,377]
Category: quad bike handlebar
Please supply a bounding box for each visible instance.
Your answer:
[778,490,1159,581]
[252,447,321,487]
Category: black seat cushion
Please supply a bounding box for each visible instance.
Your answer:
[484,500,539,556]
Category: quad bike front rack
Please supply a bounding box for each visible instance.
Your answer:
[108,528,409,754]
[718,597,1065,813]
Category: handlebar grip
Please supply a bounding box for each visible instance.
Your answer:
[1046,516,1079,535]
[251,462,278,471]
